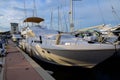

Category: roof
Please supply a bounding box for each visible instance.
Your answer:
[23,17,44,23]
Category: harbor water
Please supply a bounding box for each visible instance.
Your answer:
[32,52,120,80]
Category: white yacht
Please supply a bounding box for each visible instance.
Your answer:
[20,17,120,68]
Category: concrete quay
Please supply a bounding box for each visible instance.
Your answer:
[0,40,55,80]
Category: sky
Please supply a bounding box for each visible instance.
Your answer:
[0,0,120,32]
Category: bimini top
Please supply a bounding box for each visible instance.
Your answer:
[24,17,44,23]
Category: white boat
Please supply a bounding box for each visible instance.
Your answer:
[19,17,120,68]
[20,0,120,68]
[12,34,22,42]
[76,24,119,43]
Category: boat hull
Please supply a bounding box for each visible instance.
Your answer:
[32,45,115,68]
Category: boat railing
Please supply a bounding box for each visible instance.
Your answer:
[43,39,56,45]
[43,36,91,46]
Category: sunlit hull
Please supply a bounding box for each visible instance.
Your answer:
[31,44,116,68]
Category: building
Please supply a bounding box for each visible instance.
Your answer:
[10,23,21,42]
[10,23,19,34]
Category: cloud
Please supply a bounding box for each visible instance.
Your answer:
[0,26,10,32]
[0,0,120,32]
[71,0,120,29]
[12,7,33,13]
[0,14,3,16]
[46,0,52,3]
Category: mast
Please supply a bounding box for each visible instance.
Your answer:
[58,6,60,30]
[69,0,74,32]
[69,0,82,32]
[33,0,37,17]
[50,9,53,29]
[24,0,27,18]
[32,0,37,26]
[24,0,28,26]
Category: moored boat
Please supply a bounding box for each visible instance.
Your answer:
[20,17,120,68]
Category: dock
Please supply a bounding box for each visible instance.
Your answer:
[0,40,55,80]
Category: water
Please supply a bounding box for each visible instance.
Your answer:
[32,54,120,80]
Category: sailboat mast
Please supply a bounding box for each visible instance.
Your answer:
[24,0,28,26]
[58,6,60,31]
[24,0,27,18]
[70,0,74,32]
[50,9,53,29]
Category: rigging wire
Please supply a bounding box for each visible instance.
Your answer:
[24,0,27,18]
[58,0,69,32]
[111,6,120,22]
[59,5,64,32]
[73,1,75,31]
[69,0,74,32]
[97,0,106,25]
[110,0,120,24]
[114,0,120,12]
[24,0,28,27]
[73,1,81,31]
[61,0,69,32]
[58,6,60,31]
[72,0,82,31]
[61,0,68,31]
[111,7,119,25]
[58,6,63,32]
[33,0,37,17]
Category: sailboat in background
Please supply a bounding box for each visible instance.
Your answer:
[20,0,120,68]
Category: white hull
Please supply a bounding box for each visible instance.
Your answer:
[30,44,115,68]
[20,24,119,68]
[20,18,120,68]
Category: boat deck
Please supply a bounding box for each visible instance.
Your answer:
[0,40,55,80]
